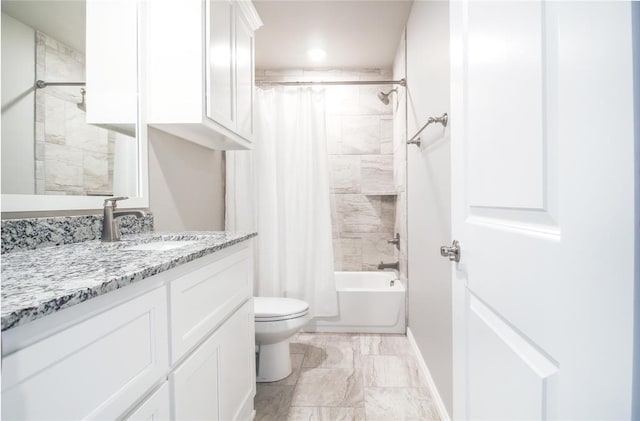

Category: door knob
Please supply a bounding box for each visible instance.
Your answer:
[440,240,460,262]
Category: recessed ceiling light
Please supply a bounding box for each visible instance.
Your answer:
[307,48,326,62]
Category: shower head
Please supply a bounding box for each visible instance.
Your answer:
[377,88,398,105]
[77,88,86,112]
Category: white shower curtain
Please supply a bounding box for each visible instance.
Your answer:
[226,87,338,318]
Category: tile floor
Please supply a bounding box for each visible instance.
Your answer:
[254,333,441,421]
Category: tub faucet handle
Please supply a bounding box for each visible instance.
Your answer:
[387,233,400,250]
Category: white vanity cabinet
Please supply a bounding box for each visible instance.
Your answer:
[1,286,170,420]
[145,0,262,150]
[1,241,256,421]
[172,300,255,421]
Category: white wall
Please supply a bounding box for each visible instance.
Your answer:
[1,13,35,194]
[632,2,640,418]
[148,128,225,231]
[405,0,453,416]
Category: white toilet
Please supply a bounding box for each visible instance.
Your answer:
[254,297,310,382]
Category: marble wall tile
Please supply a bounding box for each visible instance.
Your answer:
[395,191,408,282]
[333,238,362,271]
[264,69,304,77]
[64,102,89,149]
[291,367,363,407]
[361,234,396,271]
[45,46,83,82]
[380,196,397,234]
[380,117,394,155]
[325,86,359,116]
[35,161,45,184]
[255,385,295,421]
[35,136,45,160]
[44,141,82,165]
[341,116,380,155]
[302,68,351,80]
[45,153,84,193]
[84,152,111,193]
[287,407,365,421]
[329,155,361,194]
[44,95,66,144]
[338,195,382,234]
[364,387,439,421]
[35,31,118,197]
[361,155,395,194]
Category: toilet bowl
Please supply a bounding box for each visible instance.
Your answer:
[254,297,310,382]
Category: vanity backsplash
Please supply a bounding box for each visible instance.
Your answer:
[1,213,154,254]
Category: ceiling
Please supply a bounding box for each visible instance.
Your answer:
[253,0,413,70]
[2,0,412,71]
[1,1,86,52]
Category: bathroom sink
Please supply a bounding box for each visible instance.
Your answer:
[123,240,198,251]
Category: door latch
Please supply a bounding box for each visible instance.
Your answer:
[440,240,460,262]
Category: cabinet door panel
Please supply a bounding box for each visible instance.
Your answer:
[1,287,169,420]
[235,11,254,140]
[206,0,235,130]
[219,300,256,421]
[171,328,221,420]
[124,382,171,421]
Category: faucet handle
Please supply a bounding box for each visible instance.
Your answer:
[104,196,128,209]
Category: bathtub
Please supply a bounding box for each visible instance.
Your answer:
[305,271,406,334]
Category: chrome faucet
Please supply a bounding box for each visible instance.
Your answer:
[101,197,147,242]
[377,261,399,270]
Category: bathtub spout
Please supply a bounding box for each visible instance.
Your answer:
[377,261,399,270]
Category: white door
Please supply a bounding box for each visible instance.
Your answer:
[450,1,636,419]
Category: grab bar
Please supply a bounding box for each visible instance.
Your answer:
[407,113,448,147]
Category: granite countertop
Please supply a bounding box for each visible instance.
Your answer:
[1,231,257,332]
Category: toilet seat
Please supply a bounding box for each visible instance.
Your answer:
[254,297,309,322]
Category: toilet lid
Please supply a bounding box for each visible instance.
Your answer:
[254,297,309,321]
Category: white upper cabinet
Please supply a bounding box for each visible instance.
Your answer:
[86,0,138,136]
[145,0,262,150]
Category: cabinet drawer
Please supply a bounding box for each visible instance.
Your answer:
[1,287,169,420]
[169,245,251,363]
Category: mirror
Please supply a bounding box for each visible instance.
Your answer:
[1,0,146,211]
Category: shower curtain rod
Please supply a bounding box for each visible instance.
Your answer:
[256,78,406,87]
[35,80,85,89]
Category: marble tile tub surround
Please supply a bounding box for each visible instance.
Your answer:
[254,332,440,421]
[257,68,399,271]
[1,231,257,331]
[35,31,119,196]
[1,213,154,254]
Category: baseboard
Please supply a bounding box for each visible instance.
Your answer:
[406,327,451,421]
